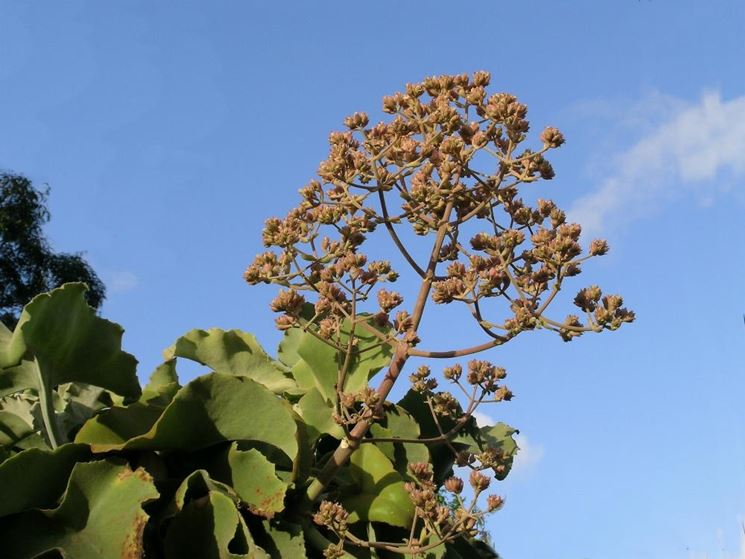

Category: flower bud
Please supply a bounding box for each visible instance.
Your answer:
[486,494,504,512]
[540,126,565,148]
[589,239,609,256]
[444,476,464,494]
[469,470,491,492]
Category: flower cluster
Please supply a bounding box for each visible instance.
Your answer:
[248,72,634,556]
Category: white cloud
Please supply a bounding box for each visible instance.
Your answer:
[471,410,544,473]
[471,410,496,428]
[568,91,745,236]
[512,433,544,473]
[107,271,140,294]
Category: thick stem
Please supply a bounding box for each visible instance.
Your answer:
[34,358,62,449]
[305,202,454,503]
[305,342,409,501]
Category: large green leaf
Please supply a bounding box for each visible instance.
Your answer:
[163,469,269,559]
[470,423,518,481]
[398,389,470,483]
[140,358,181,406]
[54,382,115,442]
[370,404,429,477]
[76,373,299,462]
[398,390,518,482]
[0,443,90,517]
[0,283,140,399]
[227,443,287,516]
[288,318,392,404]
[165,328,299,395]
[74,361,182,447]
[74,401,166,446]
[294,386,345,443]
[0,392,46,455]
[341,443,414,528]
[257,520,307,558]
[0,460,159,559]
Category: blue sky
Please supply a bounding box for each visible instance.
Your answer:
[1,2,744,557]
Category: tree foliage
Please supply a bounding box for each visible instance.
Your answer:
[0,172,105,328]
[0,72,633,558]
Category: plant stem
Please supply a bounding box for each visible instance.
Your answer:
[305,202,454,503]
[34,358,61,449]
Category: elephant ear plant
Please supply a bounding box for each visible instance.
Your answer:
[0,72,633,558]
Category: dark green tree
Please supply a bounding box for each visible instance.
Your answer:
[0,172,105,328]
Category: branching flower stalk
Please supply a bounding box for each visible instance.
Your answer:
[245,71,634,556]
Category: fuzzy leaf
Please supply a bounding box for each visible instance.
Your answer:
[0,392,46,455]
[164,470,268,559]
[74,362,181,446]
[0,443,91,517]
[370,404,429,476]
[165,328,299,395]
[291,318,392,404]
[341,443,414,528]
[74,402,166,446]
[0,460,159,559]
[0,283,140,399]
[227,444,287,516]
[140,358,181,406]
[467,422,518,481]
[294,386,345,443]
[77,373,299,462]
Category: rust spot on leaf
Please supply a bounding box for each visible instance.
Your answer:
[116,466,154,483]
[121,512,147,559]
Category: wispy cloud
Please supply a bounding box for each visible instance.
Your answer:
[569,91,745,236]
[686,520,745,559]
[106,271,140,294]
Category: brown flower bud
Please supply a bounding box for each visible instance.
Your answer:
[377,289,404,312]
[313,501,349,533]
[486,494,504,512]
[343,111,369,130]
[274,315,297,331]
[408,462,433,482]
[444,476,464,494]
[469,470,491,492]
[540,126,565,148]
[443,363,462,381]
[472,70,491,87]
[589,239,609,256]
[270,289,305,315]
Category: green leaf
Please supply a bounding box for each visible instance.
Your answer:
[74,402,166,446]
[341,444,414,528]
[290,318,392,404]
[0,443,90,517]
[227,443,287,516]
[261,520,307,558]
[398,390,518,482]
[464,422,518,481]
[370,405,429,477]
[293,328,338,401]
[294,386,345,443]
[165,328,299,395]
[0,392,47,455]
[0,283,140,399]
[398,389,465,483]
[337,319,393,395]
[54,382,115,441]
[74,361,182,447]
[140,358,181,406]
[77,373,299,463]
[0,460,159,559]
[164,470,268,559]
